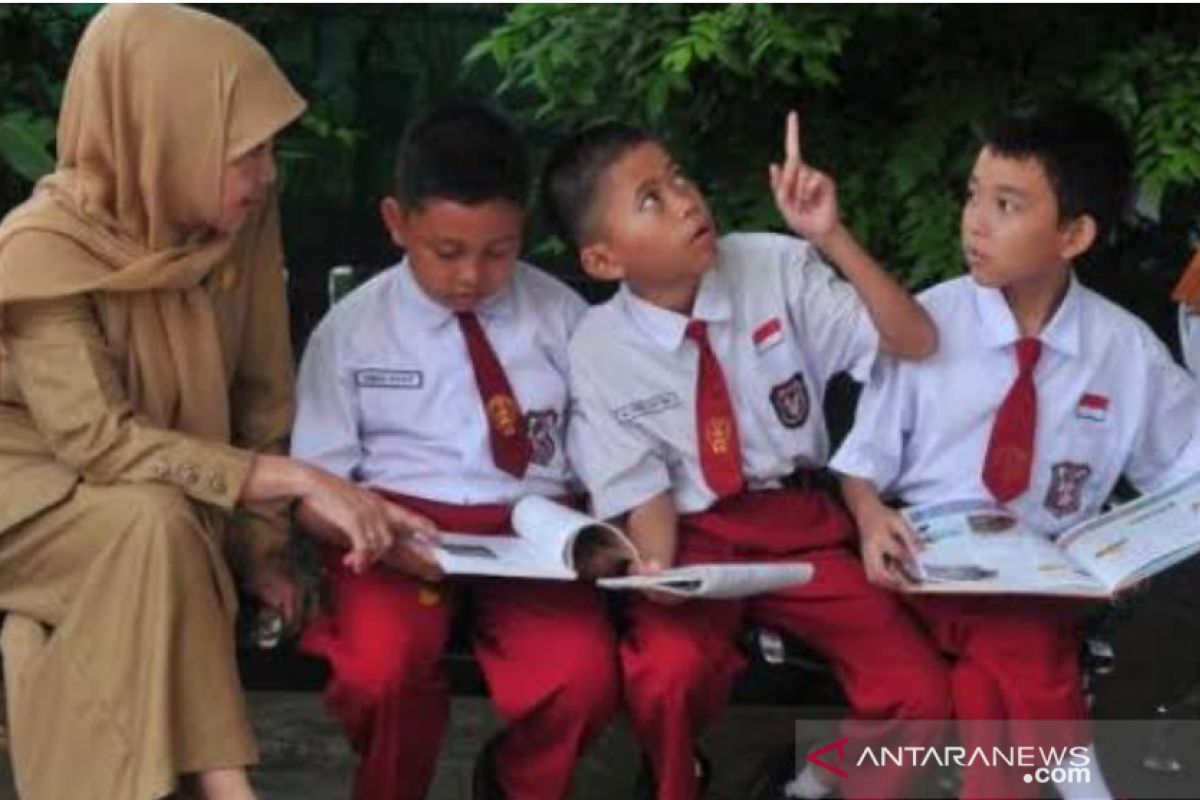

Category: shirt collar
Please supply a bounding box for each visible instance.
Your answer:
[392,257,518,332]
[617,267,733,351]
[969,272,1082,358]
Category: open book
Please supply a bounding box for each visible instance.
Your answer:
[429,496,813,599]
[900,471,1200,596]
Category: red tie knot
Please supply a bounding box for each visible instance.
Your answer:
[685,319,707,343]
[1016,337,1042,373]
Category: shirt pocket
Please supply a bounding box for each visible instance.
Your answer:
[1036,413,1117,520]
[354,366,439,439]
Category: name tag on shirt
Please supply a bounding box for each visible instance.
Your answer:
[355,369,423,389]
[1075,392,1109,422]
[615,392,682,423]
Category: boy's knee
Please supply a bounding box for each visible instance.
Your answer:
[625,631,737,705]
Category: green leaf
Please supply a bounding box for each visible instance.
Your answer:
[0,112,55,183]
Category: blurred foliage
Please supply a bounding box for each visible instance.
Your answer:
[3,4,1200,342]
[470,3,1200,309]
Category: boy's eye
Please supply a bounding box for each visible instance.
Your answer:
[638,191,662,211]
[998,197,1019,214]
[433,246,464,260]
[484,245,516,261]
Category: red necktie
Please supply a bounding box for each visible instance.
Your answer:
[456,312,532,478]
[982,336,1042,503]
[685,319,744,498]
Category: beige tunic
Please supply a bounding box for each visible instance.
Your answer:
[0,5,306,796]
[0,229,295,800]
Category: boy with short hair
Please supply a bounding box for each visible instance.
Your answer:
[291,101,620,800]
[545,115,951,800]
[832,101,1200,798]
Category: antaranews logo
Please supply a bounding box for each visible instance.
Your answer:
[806,737,850,779]
[807,737,1091,786]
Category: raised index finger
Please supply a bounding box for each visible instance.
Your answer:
[784,110,802,165]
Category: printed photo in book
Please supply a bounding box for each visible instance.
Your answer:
[900,470,1200,597]
[427,496,813,599]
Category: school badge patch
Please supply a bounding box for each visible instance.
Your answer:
[524,409,560,466]
[770,372,810,429]
[1044,461,1092,518]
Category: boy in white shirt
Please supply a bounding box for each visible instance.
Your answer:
[544,115,951,800]
[291,102,619,800]
[832,101,1200,799]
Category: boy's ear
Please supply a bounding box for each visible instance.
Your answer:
[1059,214,1098,262]
[379,197,409,248]
[579,241,626,282]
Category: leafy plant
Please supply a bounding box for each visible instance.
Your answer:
[470,5,1200,292]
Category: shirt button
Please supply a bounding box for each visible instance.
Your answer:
[151,461,170,479]
[207,472,227,495]
[181,465,200,487]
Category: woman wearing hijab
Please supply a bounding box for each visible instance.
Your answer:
[0,5,439,799]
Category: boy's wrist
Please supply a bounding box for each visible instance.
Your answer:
[807,221,851,256]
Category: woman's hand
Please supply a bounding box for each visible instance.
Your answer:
[295,468,442,578]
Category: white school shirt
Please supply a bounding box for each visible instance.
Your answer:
[291,258,587,505]
[832,274,1200,537]
[568,232,879,520]
[1178,304,1200,375]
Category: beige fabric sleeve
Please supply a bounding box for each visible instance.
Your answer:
[4,294,252,509]
[226,244,296,568]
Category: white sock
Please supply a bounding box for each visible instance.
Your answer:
[783,762,836,799]
[1054,744,1113,800]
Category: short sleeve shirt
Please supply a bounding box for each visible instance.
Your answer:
[569,232,878,519]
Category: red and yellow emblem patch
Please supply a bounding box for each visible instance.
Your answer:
[705,416,735,455]
[486,394,521,437]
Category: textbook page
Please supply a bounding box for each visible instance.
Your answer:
[902,499,1108,596]
[1056,470,1200,592]
[429,495,637,581]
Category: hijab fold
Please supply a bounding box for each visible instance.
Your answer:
[0,4,305,442]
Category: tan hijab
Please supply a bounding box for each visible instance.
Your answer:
[0,3,305,441]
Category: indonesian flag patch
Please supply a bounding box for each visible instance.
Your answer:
[752,317,784,353]
[1076,392,1109,422]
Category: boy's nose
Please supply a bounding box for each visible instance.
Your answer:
[675,189,701,219]
[962,206,985,237]
[456,259,482,288]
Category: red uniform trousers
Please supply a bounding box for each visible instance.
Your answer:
[908,596,1090,800]
[621,489,952,800]
[300,494,621,800]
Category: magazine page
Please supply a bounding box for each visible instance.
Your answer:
[429,496,638,581]
[1056,471,1200,592]
[598,561,813,599]
[901,499,1107,596]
